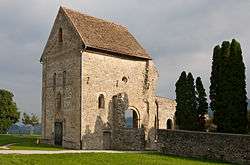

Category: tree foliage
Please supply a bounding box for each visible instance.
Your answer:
[22,113,39,126]
[196,77,208,130]
[0,89,20,133]
[175,71,187,129]
[210,39,248,133]
[175,72,199,130]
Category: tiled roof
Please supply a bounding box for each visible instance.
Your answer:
[62,7,151,59]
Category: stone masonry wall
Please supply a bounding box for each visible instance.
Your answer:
[111,93,145,150]
[41,8,82,149]
[156,97,176,129]
[157,129,250,164]
[81,50,158,149]
[112,128,145,151]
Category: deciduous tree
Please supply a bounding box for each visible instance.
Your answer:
[0,89,20,133]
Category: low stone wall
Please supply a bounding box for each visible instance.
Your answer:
[112,128,145,151]
[157,129,250,164]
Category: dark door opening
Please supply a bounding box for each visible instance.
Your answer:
[54,122,63,146]
[103,131,111,150]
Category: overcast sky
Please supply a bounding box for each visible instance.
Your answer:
[0,0,250,116]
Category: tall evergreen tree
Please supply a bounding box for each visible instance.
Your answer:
[210,39,248,133]
[226,39,248,133]
[209,45,221,113]
[196,77,208,131]
[175,72,199,131]
[186,73,199,130]
[175,71,187,130]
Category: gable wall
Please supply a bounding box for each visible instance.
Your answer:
[41,9,82,149]
[81,51,158,149]
[157,97,176,129]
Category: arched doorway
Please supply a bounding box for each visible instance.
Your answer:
[167,119,173,129]
[125,107,139,128]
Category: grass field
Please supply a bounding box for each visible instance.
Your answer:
[0,153,233,165]
[0,134,233,165]
[0,134,63,150]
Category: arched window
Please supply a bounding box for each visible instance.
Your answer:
[56,93,62,111]
[98,94,105,109]
[63,71,66,87]
[125,108,139,128]
[167,119,173,129]
[53,73,56,89]
[58,28,63,43]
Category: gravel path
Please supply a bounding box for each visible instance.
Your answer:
[0,150,147,155]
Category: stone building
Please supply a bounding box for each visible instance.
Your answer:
[40,7,176,150]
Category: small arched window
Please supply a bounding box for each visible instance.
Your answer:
[53,73,56,89]
[63,71,66,87]
[58,28,63,43]
[56,93,62,111]
[98,94,105,109]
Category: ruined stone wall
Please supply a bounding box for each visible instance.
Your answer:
[112,128,145,151]
[109,93,145,150]
[157,129,250,164]
[156,97,176,129]
[81,50,158,149]
[41,9,82,149]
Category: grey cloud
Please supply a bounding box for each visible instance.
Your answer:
[0,0,249,116]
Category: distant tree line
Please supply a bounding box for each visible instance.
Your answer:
[22,113,39,126]
[175,39,248,134]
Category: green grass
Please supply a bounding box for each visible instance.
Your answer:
[0,134,63,150]
[0,135,234,165]
[0,153,233,165]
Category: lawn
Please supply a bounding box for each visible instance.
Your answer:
[0,135,233,165]
[0,153,233,165]
[0,134,63,150]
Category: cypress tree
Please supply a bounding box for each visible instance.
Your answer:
[176,72,201,131]
[214,41,230,131]
[210,39,248,133]
[226,39,248,133]
[209,45,221,113]
[186,73,199,130]
[175,71,187,130]
[196,77,208,131]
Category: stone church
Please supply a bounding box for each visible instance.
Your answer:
[40,7,176,150]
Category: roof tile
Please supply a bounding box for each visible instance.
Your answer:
[62,7,151,59]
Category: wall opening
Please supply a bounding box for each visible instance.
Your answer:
[103,131,111,150]
[167,119,173,129]
[53,73,56,89]
[56,92,62,111]
[125,108,139,128]
[98,94,105,109]
[58,28,63,43]
[122,76,128,83]
[63,71,66,87]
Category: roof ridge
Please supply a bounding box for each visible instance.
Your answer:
[59,6,151,59]
[61,6,128,31]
